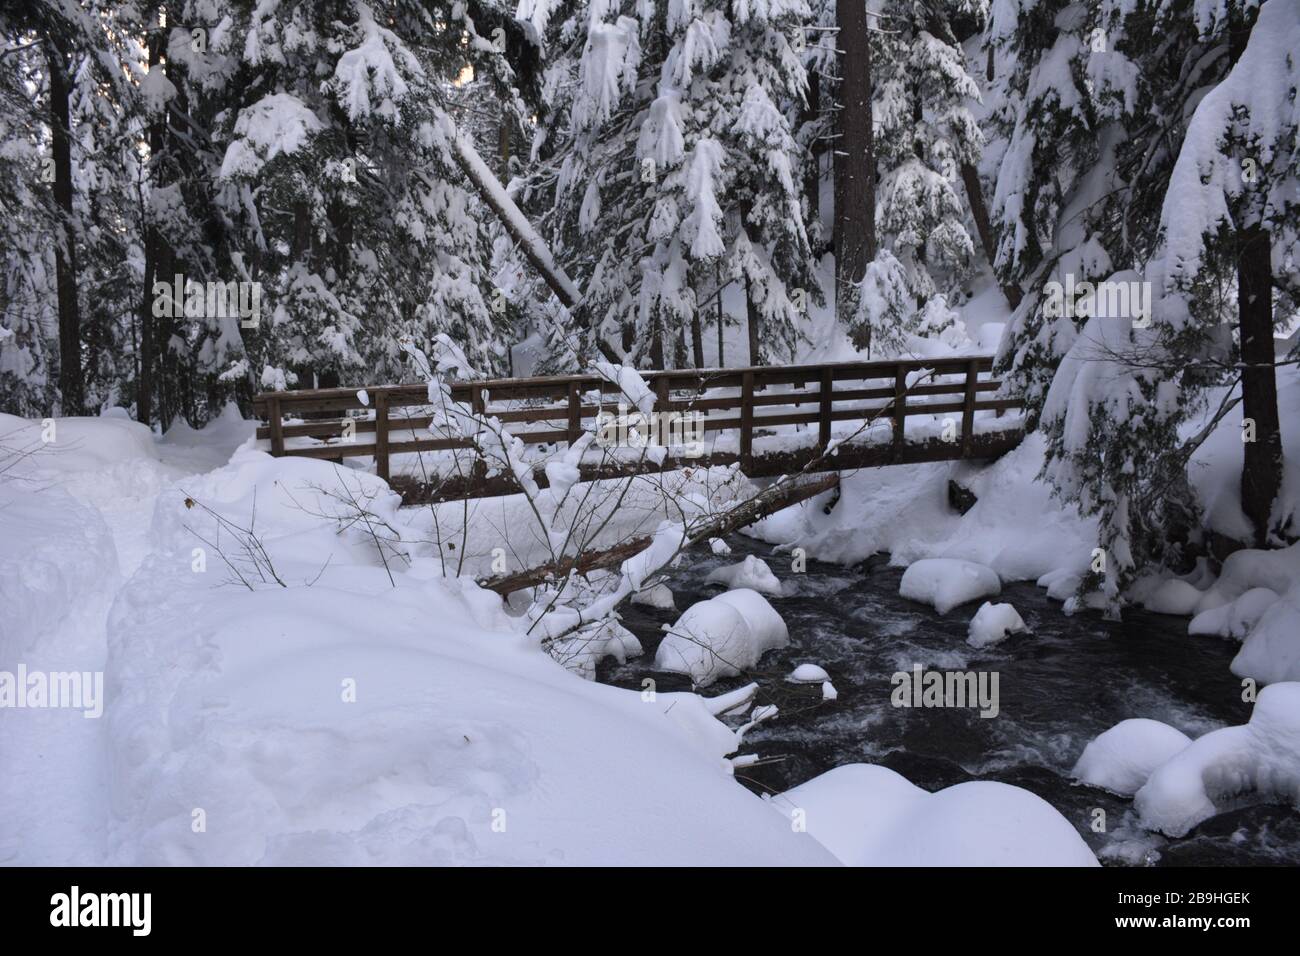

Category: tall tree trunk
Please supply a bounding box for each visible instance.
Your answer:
[1238,223,1281,546]
[691,308,705,368]
[46,42,84,415]
[960,162,1022,310]
[835,0,877,350]
[137,21,168,426]
[715,264,725,366]
[803,73,821,227]
[649,319,665,370]
[746,276,761,366]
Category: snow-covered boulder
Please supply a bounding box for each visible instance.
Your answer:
[655,589,789,687]
[899,558,1000,614]
[788,663,830,683]
[1230,587,1300,685]
[631,583,676,611]
[1190,587,1280,640]
[966,602,1027,648]
[1134,683,1300,837]
[774,764,1098,866]
[1142,578,1204,616]
[1071,719,1193,796]
[706,555,784,596]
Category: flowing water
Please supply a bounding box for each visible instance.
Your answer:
[603,534,1300,866]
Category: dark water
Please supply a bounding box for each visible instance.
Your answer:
[602,535,1300,866]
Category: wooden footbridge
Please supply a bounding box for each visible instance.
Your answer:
[252,356,1024,508]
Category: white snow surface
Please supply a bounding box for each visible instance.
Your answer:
[0,414,834,866]
[1071,719,1194,797]
[772,763,1099,866]
[899,558,1001,614]
[655,589,790,687]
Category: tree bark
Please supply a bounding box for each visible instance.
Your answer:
[835,0,877,349]
[46,41,84,415]
[960,161,1022,310]
[746,276,761,366]
[1238,223,1281,546]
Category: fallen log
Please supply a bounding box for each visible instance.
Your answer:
[478,472,839,594]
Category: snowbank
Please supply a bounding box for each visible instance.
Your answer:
[1134,683,1300,837]
[655,589,790,687]
[966,601,1027,648]
[1071,719,1193,797]
[899,558,1001,614]
[773,764,1098,866]
[705,554,784,596]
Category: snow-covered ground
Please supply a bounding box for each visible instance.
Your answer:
[0,411,834,865]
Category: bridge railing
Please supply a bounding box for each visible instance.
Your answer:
[252,356,1021,486]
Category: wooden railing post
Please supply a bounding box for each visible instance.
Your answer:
[268,395,284,457]
[818,367,833,451]
[374,389,390,480]
[892,367,907,449]
[740,370,755,471]
[961,358,980,455]
[567,380,582,445]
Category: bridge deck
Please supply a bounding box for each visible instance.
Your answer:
[252,356,1024,505]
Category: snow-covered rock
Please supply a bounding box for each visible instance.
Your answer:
[899,558,1001,614]
[706,555,784,596]
[655,589,789,687]
[1142,578,1204,616]
[788,663,830,683]
[1230,587,1300,685]
[1189,587,1280,640]
[1071,719,1193,796]
[709,538,731,556]
[774,764,1098,866]
[966,602,1027,648]
[1134,683,1300,837]
[631,583,676,611]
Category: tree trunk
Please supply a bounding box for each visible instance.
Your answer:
[1238,224,1281,546]
[715,264,725,365]
[746,276,761,366]
[804,72,821,225]
[137,21,170,426]
[46,42,84,415]
[835,0,877,348]
[690,308,704,369]
[960,161,1022,310]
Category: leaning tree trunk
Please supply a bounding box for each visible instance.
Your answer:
[960,162,1022,310]
[1238,223,1281,546]
[835,0,877,350]
[46,42,84,415]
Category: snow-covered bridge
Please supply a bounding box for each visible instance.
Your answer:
[252,356,1024,506]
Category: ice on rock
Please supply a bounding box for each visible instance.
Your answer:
[705,554,784,596]
[1071,719,1193,796]
[788,663,830,683]
[966,602,1027,648]
[655,589,790,687]
[1134,683,1300,837]
[899,558,1001,614]
[774,764,1099,866]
